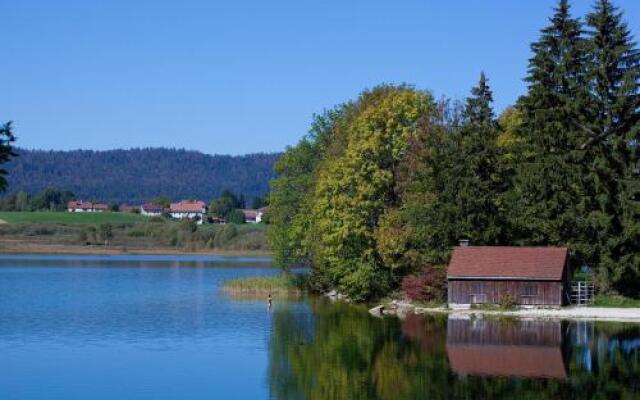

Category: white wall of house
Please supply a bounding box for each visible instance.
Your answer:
[141,209,162,216]
[170,212,204,224]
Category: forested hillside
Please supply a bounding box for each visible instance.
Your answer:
[4,148,279,204]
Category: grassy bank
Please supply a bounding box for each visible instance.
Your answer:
[592,294,640,308]
[223,274,308,296]
[0,214,269,255]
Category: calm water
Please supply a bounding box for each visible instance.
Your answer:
[1,255,639,399]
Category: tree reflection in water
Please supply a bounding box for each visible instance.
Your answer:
[269,300,640,400]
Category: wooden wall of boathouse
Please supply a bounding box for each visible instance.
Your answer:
[447,279,566,306]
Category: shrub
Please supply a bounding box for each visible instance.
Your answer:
[226,209,245,224]
[214,224,237,247]
[401,265,447,303]
[179,218,197,233]
[98,223,113,242]
[498,293,516,309]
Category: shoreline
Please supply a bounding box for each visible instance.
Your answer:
[0,239,272,259]
[374,302,640,323]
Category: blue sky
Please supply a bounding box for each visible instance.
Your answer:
[3,1,639,155]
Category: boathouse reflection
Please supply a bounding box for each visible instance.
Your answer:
[446,316,568,379]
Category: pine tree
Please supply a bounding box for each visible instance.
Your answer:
[465,72,494,125]
[450,72,506,245]
[0,121,17,192]
[585,0,640,294]
[509,0,591,255]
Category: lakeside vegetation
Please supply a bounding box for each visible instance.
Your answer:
[593,294,640,308]
[267,0,640,302]
[0,216,268,254]
[223,273,308,296]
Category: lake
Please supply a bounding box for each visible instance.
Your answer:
[1,254,639,399]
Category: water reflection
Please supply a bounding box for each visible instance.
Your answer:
[269,302,640,400]
[446,317,567,379]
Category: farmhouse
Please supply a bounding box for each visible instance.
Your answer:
[141,204,164,216]
[241,207,267,223]
[447,245,570,307]
[68,201,109,213]
[169,200,206,224]
[119,204,136,213]
[241,209,258,223]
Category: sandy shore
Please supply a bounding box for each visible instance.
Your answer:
[427,306,640,322]
[373,302,640,322]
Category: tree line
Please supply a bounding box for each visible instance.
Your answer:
[0,187,75,211]
[267,0,640,301]
[1,147,278,204]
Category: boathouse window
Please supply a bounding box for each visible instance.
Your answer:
[469,283,487,304]
[522,284,538,296]
[520,284,540,305]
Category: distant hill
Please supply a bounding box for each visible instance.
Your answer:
[3,148,280,204]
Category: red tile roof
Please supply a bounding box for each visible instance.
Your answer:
[142,204,164,212]
[447,246,568,280]
[241,209,258,220]
[68,201,108,210]
[170,200,206,213]
[447,344,567,379]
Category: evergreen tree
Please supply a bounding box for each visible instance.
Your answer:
[451,72,507,245]
[585,0,640,294]
[0,121,17,192]
[465,72,494,125]
[509,0,591,258]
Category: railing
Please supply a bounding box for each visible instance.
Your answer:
[571,281,595,306]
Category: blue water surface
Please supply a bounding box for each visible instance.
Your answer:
[2,254,640,400]
[0,254,300,400]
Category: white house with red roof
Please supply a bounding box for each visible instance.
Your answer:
[67,201,109,213]
[241,207,268,223]
[169,200,207,224]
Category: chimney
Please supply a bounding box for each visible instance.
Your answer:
[459,239,470,247]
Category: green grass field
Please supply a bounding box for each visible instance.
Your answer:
[592,294,640,308]
[0,211,148,224]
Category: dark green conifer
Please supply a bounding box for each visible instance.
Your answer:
[0,121,17,192]
[509,0,591,254]
[585,0,640,294]
[451,72,506,245]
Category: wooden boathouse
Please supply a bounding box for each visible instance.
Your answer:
[447,246,570,307]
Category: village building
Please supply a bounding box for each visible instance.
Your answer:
[447,245,570,307]
[119,204,137,213]
[67,201,109,213]
[169,200,207,224]
[256,207,267,223]
[241,209,259,223]
[141,204,164,216]
[241,207,267,223]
